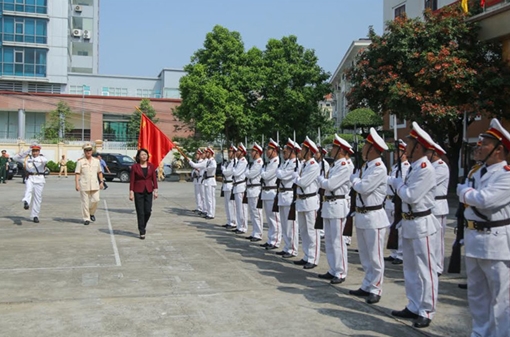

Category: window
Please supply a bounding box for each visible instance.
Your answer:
[25,111,45,139]
[1,0,47,14]
[103,120,131,142]
[1,17,48,44]
[424,0,438,11]
[136,89,153,98]
[0,111,19,139]
[394,4,406,18]
[0,47,46,77]
[69,85,90,95]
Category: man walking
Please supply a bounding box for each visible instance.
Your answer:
[96,154,111,190]
[75,143,104,225]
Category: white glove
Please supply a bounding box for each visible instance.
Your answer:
[456,183,468,197]
[391,177,403,189]
[292,171,299,179]
[350,173,359,182]
[317,176,325,184]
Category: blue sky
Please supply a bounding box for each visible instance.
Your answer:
[99,0,383,77]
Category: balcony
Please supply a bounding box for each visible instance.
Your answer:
[467,0,510,41]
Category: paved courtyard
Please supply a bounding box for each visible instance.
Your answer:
[0,175,471,337]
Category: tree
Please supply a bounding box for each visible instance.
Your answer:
[347,6,510,188]
[40,101,74,142]
[127,99,159,143]
[340,108,383,137]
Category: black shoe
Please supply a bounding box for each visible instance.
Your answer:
[275,250,287,256]
[331,277,346,284]
[391,307,419,319]
[282,253,295,258]
[84,220,90,226]
[103,185,108,190]
[260,242,270,247]
[205,216,214,220]
[392,258,403,265]
[33,217,39,223]
[293,259,307,266]
[303,263,317,269]
[318,272,335,280]
[245,236,254,240]
[250,237,262,242]
[413,316,431,328]
[349,288,370,297]
[234,230,245,235]
[90,215,96,222]
[384,256,396,262]
[222,224,230,228]
[458,283,467,289]
[265,245,278,250]
[366,294,381,304]
[23,201,29,210]
[140,234,145,240]
[227,225,237,230]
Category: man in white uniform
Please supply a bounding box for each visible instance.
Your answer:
[232,143,248,234]
[389,122,439,328]
[276,139,301,258]
[260,139,281,249]
[430,142,449,275]
[384,140,410,265]
[202,147,217,220]
[293,137,321,269]
[349,128,390,305]
[192,149,205,215]
[457,118,510,337]
[13,144,48,223]
[245,143,264,242]
[315,145,330,239]
[317,134,352,284]
[221,145,237,229]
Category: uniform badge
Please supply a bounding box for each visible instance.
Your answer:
[257,159,262,163]
[341,162,346,166]
[504,165,510,171]
[310,160,315,165]
[375,162,381,166]
[439,161,444,164]
[421,162,427,168]
[404,162,409,165]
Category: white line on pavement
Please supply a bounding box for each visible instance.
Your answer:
[104,199,122,267]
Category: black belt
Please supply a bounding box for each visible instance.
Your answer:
[278,187,293,192]
[467,219,510,231]
[223,180,233,183]
[402,209,432,220]
[297,193,317,200]
[435,195,448,200]
[233,180,246,186]
[205,175,214,179]
[247,184,262,188]
[356,204,384,213]
[324,195,346,201]
[262,186,277,191]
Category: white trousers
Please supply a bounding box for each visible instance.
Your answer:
[298,210,320,265]
[263,199,281,246]
[194,184,204,212]
[356,227,386,295]
[280,205,298,255]
[23,179,44,218]
[223,190,236,226]
[402,233,438,319]
[324,218,348,279]
[234,193,248,233]
[248,197,263,239]
[435,215,447,274]
[204,185,216,218]
[386,207,403,260]
[466,257,510,337]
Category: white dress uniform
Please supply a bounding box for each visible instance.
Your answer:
[189,158,207,213]
[456,118,510,337]
[13,149,48,219]
[316,157,330,238]
[233,155,248,233]
[222,158,236,227]
[203,156,217,218]
[431,158,449,274]
[343,158,355,246]
[319,157,351,279]
[385,160,410,261]
[351,157,390,296]
[261,155,281,247]
[245,156,264,239]
[295,154,321,265]
[276,157,301,256]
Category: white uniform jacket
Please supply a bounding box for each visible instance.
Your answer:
[13,150,48,184]
[276,158,300,206]
[232,157,248,194]
[221,159,236,192]
[295,158,320,212]
[351,157,389,229]
[386,161,410,198]
[432,160,450,216]
[394,156,438,239]
[203,158,217,187]
[245,158,263,198]
[189,159,207,184]
[320,158,351,219]
[458,161,510,260]
[260,156,279,201]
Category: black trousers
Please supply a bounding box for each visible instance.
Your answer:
[134,190,153,235]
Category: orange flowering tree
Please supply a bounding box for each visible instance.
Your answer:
[347,6,510,186]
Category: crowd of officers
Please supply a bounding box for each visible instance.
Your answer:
[189,119,510,336]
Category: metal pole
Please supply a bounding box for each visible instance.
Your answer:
[81,85,85,141]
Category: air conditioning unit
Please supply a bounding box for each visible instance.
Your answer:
[72,29,82,37]
[74,5,82,12]
[83,30,91,39]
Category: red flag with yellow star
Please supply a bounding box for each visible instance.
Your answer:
[138,113,174,167]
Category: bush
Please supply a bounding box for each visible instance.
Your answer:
[66,160,76,172]
[46,161,59,172]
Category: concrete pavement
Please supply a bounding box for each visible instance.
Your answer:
[0,176,471,336]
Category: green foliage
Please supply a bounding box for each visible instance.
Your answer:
[176,25,332,144]
[127,99,159,145]
[46,161,59,172]
[340,108,383,136]
[40,101,74,142]
[66,160,76,172]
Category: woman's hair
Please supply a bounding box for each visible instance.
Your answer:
[135,148,150,163]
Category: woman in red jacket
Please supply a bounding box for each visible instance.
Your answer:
[129,149,158,239]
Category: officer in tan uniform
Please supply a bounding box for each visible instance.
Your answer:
[75,143,103,225]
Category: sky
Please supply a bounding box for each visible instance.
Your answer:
[98,0,383,78]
